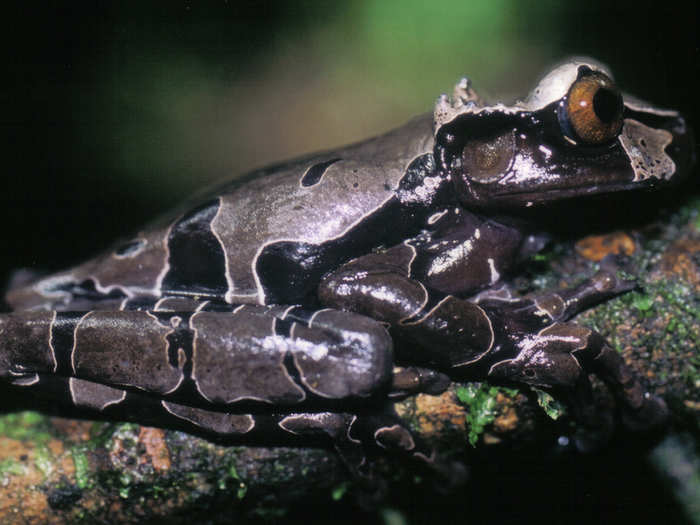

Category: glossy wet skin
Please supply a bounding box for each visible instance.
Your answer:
[0,58,693,470]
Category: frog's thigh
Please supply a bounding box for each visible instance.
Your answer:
[65,376,258,436]
[191,307,393,404]
[65,375,428,468]
[63,306,392,407]
[28,373,340,441]
[39,364,435,472]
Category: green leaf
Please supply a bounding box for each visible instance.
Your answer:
[456,383,499,447]
[533,388,566,420]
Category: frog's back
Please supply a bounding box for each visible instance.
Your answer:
[6,115,435,311]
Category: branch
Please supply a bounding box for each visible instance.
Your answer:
[1,197,698,523]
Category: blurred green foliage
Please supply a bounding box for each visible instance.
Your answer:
[1,0,693,275]
[85,0,561,199]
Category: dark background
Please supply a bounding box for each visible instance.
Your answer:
[0,2,697,524]
[0,1,696,278]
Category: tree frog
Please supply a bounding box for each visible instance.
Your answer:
[0,58,692,472]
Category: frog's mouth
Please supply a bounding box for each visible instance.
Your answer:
[489,178,660,207]
[465,155,654,208]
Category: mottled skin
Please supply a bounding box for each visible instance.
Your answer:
[0,58,693,472]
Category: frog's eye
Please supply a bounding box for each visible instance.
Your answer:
[557,71,624,145]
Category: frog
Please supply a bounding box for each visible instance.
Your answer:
[0,57,693,475]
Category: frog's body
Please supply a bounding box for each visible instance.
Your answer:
[0,58,693,470]
[9,115,436,309]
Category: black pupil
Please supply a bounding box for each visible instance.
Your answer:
[592,87,622,123]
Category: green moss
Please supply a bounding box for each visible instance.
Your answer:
[71,445,91,489]
[630,292,654,313]
[0,411,53,443]
[677,196,700,231]
[681,352,700,390]
[34,444,53,479]
[0,458,27,481]
[87,421,121,448]
[455,383,518,446]
[381,507,408,525]
[252,507,288,520]
[584,275,699,354]
[116,471,134,500]
[331,481,349,501]
[225,463,247,499]
[574,214,700,406]
[108,423,141,445]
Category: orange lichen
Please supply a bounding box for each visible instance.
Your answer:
[492,393,519,433]
[138,427,171,472]
[575,231,636,261]
[0,436,75,524]
[658,238,700,288]
[49,419,93,442]
[413,391,466,437]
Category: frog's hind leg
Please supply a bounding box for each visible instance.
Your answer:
[14,372,452,492]
[0,304,395,410]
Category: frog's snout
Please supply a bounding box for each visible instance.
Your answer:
[669,116,697,178]
[664,114,695,183]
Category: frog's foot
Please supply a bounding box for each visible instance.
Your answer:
[342,413,467,495]
[569,402,615,452]
[620,392,669,433]
[592,343,669,432]
[486,322,668,441]
[598,252,638,280]
[571,388,667,451]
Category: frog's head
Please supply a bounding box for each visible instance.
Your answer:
[434,58,694,209]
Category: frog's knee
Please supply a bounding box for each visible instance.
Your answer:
[290,309,394,400]
[0,312,56,382]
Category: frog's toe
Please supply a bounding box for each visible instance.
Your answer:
[620,392,670,433]
[597,254,639,292]
[571,405,615,453]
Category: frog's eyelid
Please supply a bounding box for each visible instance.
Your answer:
[434,58,674,135]
[434,59,592,131]
[622,93,679,117]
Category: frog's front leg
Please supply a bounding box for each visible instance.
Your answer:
[319,242,668,435]
[476,264,668,431]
